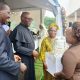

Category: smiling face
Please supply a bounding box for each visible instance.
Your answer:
[21,12,33,27]
[0,4,10,24]
[48,27,57,38]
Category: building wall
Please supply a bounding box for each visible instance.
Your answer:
[68,0,80,16]
[10,10,41,30]
[66,17,80,28]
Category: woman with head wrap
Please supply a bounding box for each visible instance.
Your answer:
[39,23,59,80]
[54,22,80,80]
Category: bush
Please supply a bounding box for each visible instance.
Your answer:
[44,17,56,29]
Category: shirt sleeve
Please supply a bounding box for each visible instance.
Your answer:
[13,40,33,56]
[39,39,46,62]
[0,29,20,76]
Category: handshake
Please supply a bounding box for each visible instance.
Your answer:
[14,55,27,73]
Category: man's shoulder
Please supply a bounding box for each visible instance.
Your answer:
[15,24,22,29]
[12,24,22,33]
[15,24,25,31]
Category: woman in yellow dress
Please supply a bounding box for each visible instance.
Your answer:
[39,23,59,80]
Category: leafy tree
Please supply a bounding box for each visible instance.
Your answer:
[44,17,56,29]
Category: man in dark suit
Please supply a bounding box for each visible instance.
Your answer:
[10,12,39,80]
[0,2,27,80]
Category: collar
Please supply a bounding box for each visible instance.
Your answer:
[20,23,28,27]
[20,23,30,30]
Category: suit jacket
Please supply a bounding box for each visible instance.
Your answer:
[10,23,35,80]
[0,26,20,80]
[10,23,35,56]
[62,43,80,80]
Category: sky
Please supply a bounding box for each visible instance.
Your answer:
[58,0,69,11]
[44,0,69,17]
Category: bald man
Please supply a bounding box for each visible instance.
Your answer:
[0,2,27,80]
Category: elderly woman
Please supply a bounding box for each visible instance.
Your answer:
[54,22,80,80]
[39,23,59,80]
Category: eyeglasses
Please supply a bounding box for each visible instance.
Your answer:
[49,29,57,32]
[27,18,33,20]
[24,17,33,21]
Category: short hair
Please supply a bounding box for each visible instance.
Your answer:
[21,12,30,18]
[72,22,80,41]
[0,2,8,10]
[72,22,80,29]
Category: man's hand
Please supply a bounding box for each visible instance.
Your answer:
[20,63,27,73]
[14,55,21,62]
[32,50,39,58]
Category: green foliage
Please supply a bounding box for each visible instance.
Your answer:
[44,17,56,29]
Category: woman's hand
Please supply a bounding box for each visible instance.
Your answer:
[54,72,61,78]
[43,62,47,70]
[54,72,65,79]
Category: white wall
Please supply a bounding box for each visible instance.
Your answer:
[68,0,80,16]
[10,10,41,30]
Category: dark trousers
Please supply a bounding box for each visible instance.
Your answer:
[18,54,36,80]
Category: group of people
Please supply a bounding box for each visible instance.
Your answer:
[10,12,39,80]
[0,2,38,80]
[1,2,80,80]
[39,22,80,80]
[0,2,27,80]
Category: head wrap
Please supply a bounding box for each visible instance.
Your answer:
[48,23,59,30]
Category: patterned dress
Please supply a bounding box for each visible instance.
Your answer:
[39,36,55,80]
